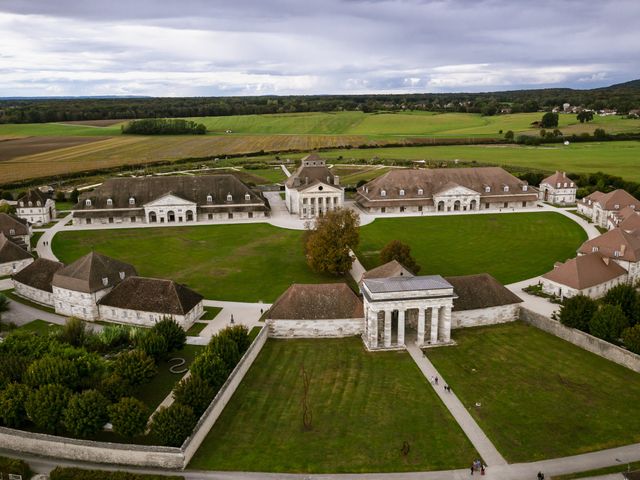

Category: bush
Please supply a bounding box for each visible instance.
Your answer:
[558,295,598,332]
[189,350,229,391]
[150,403,197,447]
[113,350,157,387]
[60,317,87,347]
[589,304,629,343]
[108,397,149,439]
[99,373,133,402]
[0,455,31,479]
[219,324,251,354]
[23,355,80,389]
[26,383,72,433]
[622,324,640,354]
[63,390,110,438]
[0,382,31,427]
[602,284,640,326]
[380,239,421,274]
[138,331,168,361]
[49,467,184,480]
[207,334,240,371]
[173,375,215,416]
[151,317,186,352]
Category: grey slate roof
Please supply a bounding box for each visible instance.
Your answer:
[362,260,414,280]
[0,213,29,237]
[52,251,137,293]
[285,154,338,190]
[17,189,49,206]
[268,283,364,320]
[98,276,203,315]
[0,233,33,263]
[445,273,523,311]
[363,275,453,294]
[12,258,64,292]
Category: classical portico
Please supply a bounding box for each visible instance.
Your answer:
[143,193,197,224]
[433,183,481,212]
[361,275,456,350]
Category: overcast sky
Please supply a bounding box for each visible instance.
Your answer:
[0,0,638,97]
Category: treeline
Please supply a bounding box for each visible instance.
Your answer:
[1,80,639,123]
[121,118,207,135]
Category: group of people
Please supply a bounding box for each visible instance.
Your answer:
[430,375,452,393]
[470,458,485,475]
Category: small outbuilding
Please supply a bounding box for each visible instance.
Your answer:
[11,258,65,306]
[0,233,33,276]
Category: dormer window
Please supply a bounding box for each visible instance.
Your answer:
[9,228,15,236]
[36,200,41,206]
[523,185,528,192]
[28,201,32,207]
[244,193,251,201]
[614,250,621,257]
[102,277,109,286]
[557,183,561,188]
[19,201,24,207]
[592,246,599,252]
[614,204,620,209]
[563,183,568,188]
[226,193,233,202]
[418,188,423,195]
[85,199,92,207]
[207,195,212,203]
[327,176,331,184]
[485,186,491,193]
[503,185,509,192]
[632,205,636,210]
[119,271,125,280]
[588,200,592,205]
[106,198,113,206]
[380,189,386,197]
[365,187,369,194]
[129,197,135,205]
[399,189,405,196]
[570,183,574,187]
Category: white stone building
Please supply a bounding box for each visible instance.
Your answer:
[577,189,640,228]
[539,171,576,205]
[577,227,640,283]
[284,154,344,219]
[12,258,65,306]
[355,167,539,214]
[0,233,33,276]
[0,213,31,251]
[51,252,138,320]
[72,175,268,226]
[98,276,203,329]
[16,189,56,225]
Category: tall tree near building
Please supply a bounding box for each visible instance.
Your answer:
[380,240,421,274]
[304,208,360,275]
[540,112,559,128]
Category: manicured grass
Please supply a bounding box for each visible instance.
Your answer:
[188,337,477,473]
[53,223,343,302]
[16,319,62,336]
[186,322,207,336]
[55,201,76,211]
[31,231,44,249]
[136,344,203,411]
[552,460,640,479]
[248,326,262,341]
[240,167,286,183]
[357,212,587,285]
[425,322,640,462]
[200,307,222,321]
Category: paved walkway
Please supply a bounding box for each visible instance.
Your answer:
[406,343,507,467]
[2,296,69,327]
[280,164,292,178]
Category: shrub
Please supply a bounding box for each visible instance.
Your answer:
[151,317,186,352]
[173,375,215,416]
[558,295,598,332]
[602,284,640,326]
[108,397,149,439]
[189,350,229,391]
[622,324,640,354]
[23,355,80,389]
[150,403,197,447]
[59,317,87,347]
[0,382,31,427]
[589,304,629,343]
[208,334,240,371]
[380,239,421,274]
[219,324,251,354]
[99,373,133,402]
[63,390,110,438]
[138,331,169,361]
[49,467,184,480]
[0,455,31,479]
[25,383,72,433]
[113,350,157,387]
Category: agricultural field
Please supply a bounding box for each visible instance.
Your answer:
[0,136,109,162]
[52,223,345,303]
[357,212,587,285]
[188,337,477,472]
[426,322,640,461]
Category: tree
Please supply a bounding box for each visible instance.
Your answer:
[557,295,598,332]
[622,325,640,354]
[55,191,66,202]
[99,373,133,402]
[207,334,240,371]
[112,350,157,387]
[23,355,80,389]
[108,397,149,439]
[219,325,251,354]
[70,188,80,204]
[190,350,229,391]
[150,403,197,447]
[540,112,559,128]
[60,317,87,347]
[0,203,15,214]
[151,317,186,352]
[138,331,168,361]
[576,110,594,123]
[593,128,607,139]
[602,284,640,326]
[589,304,629,342]
[26,384,72,433]
[504,130,514,141]
[304,208,360,275]
[0,382,31,427]
[380,240,421,274]
[63,390,110,438]
[173,375,215,416]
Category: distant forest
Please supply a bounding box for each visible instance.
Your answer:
[1,80,639,124]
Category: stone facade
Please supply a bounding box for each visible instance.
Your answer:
[0,257,33,276]
[13,281,55,306]
[53,286,110,321]
[539,171,576,205]
[268,318,363,338]
[451,304,520,329]
[541,275,627,300]
[98,301,203,329]
[16,190,56,225]
[577,189,640,228]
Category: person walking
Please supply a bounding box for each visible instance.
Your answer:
[537,472,545,480]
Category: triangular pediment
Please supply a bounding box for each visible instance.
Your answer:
[434,183,480,197]
[144,193,196,207]
[299,181,343,194]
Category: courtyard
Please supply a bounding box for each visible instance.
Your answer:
[188,337,478,473]
[425,322,640,462]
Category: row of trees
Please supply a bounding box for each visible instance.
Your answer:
[121,118,207,135]
[556,284,640,353]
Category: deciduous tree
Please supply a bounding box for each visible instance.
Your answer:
[304,208,360,275]
[150,403,197,447]
[602,284,640,326]
[540,112,559,128]
[557,295,597,332]
[108,397,149,439]
[63,390,110,438]
[380,240,421,274]
[589,304,629,342]
[26,384,72,433]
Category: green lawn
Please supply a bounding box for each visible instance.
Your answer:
[188,337,477,473]
[357,212,587,285]
[52,223,343,302]
[240,167,286,183]
[426,322,640,462]
[552,460,640,479]
[200,307,222,321]
[186,322,207,336]
[15,319,62,336]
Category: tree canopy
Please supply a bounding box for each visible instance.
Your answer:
[380,240,421,274]
[304,208,360,275]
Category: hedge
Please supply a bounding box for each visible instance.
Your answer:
[49,467,184,480]
[0,455,31,479]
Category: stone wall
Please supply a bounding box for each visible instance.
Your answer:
[182,326,269,465]
[13,281,54,306]
[53,286,106,320]
[0,257,33,276]
[268,318,363,338]
[452,304,519,329]
[0,427,184,469]
[520,308,640,373]
[98,301,203,329]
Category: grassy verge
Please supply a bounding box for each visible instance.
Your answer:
[552,460,640,479]
[200,307,222,320]
[186,322,207,336]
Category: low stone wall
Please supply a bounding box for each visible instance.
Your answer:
[452,304,519,329]
[268,318,363,338]
[13,281,55,306]
[520,308,640,373]
[181,325,269,465]
[0,427,183,469]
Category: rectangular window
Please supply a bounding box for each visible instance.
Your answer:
[208,214,213,220]
[108,217,114,224]
[131,217,136,222]
[485,203,490,209]
[381,207,386,213]
[418,206,423,212]
[522,201,527,207]
[86,218,92,224]
[503,202,508,208]
[248,212,253,218]
[228,213,233,219]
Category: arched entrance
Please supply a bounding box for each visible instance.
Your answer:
[470,199,477,210]
[167,211,176,222]
[544,189,549,201]
[437,201,445,211]
[186,210,194,222]
[453,200,461,211]
[149,212,157,223]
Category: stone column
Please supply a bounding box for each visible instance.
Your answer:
[383,310,391,347]
[369,310,378,348]
[441,305,452,342]
[430,306,439,344]
[397,310,405,346]
[416,309,425,346]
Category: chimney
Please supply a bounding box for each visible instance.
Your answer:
[334,175,340,186]
[305,176,309,185]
